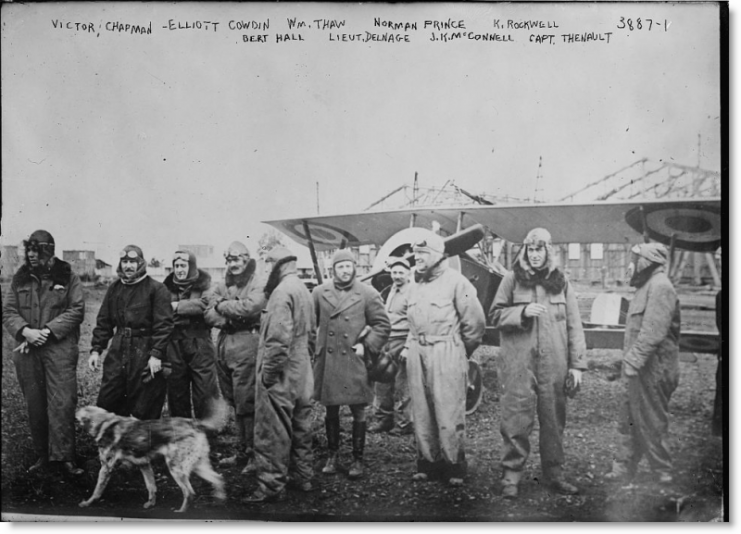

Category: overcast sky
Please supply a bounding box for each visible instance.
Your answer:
[1,2,722,264]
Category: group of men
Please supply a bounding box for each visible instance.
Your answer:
[3,226,693,505]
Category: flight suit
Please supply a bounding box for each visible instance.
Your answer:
[3,259,84,462]
[253,267,316,496]
[490,269,587,480]
[616,267,680,476]
[406,265,485,479]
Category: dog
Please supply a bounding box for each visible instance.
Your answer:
[76,401,227,513]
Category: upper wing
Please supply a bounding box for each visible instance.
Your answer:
[263,198,721,252]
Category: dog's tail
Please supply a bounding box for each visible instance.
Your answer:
[199,398,229,432]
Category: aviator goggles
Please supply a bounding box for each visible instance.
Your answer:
[173,251,190,263]
[24,240,53,253]
[119,250,141,259]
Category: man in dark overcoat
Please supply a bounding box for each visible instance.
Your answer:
[312,249,390,480]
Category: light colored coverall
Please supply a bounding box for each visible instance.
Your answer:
[617,267,680,475]
[253,262,316,496]
[490,269,587,479]
[406,265,485,479]
[3,258,84,462]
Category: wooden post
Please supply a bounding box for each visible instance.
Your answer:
[668,233,677,274]
[692,252,703,286]
[672,251,689,284]
[639,205,650,243]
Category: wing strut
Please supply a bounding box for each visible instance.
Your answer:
[302,220,324,285]
[639,205,650,243]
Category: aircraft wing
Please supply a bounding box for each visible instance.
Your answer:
[263,198,721,252]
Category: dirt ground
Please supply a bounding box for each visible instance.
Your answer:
[1,283,725,522]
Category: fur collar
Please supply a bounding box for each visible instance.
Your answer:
[164,269,211,293]
[513,260,567,294]
[225,258,256,288]
[12,258,73,289]
[264,256,297,298]
[630,263,662,288]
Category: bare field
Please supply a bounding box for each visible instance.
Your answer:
[1,284,724,521]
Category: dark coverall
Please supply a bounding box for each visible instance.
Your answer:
[617,267,680,476]
[3,259,84,462]
[204,259,266,453]
[253,266,316,496]
[490,270,587,480]
[91,276,174,420]
[164,269,220,419]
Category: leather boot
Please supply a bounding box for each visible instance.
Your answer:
[544,467,579,495]
[322,417,340,475]
[348,421,366,480]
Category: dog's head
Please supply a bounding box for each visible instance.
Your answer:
[76,405,119,440]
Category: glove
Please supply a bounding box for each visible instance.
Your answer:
[141,361,172,384]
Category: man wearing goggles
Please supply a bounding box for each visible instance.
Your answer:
[3,230,85,476]
[205,241,267,474]
[163,250,219,419]
[403,232,485,487]
[605,242,680,484]
[88,244,174,420]
[490,227,586,499]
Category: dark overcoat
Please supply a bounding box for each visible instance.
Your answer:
[312,279,390,405]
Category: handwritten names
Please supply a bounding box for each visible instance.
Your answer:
[47,13,667,46]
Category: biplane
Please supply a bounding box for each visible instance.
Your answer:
[264,198,721,413]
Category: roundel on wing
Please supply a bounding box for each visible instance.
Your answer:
[290,222,360,247]
[624,204,721,252]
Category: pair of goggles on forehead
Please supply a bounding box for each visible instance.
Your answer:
[172,251,190,263]
[24,240,53,252]
[119,250,141,259]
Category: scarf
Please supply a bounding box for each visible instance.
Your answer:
[333,266,357,291]
[513,258,567,294]
[225,258,256,288]
[630,262,662,288]
[117,261,148,285]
